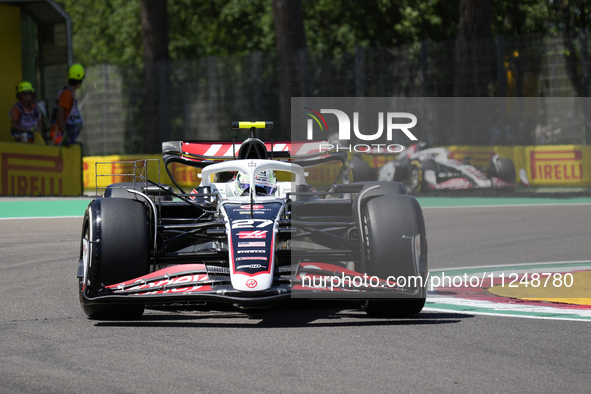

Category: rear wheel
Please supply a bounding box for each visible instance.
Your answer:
[359,194,427,317]
[488,156,516,184]
[408,160,437,194]
[79,198,150,319]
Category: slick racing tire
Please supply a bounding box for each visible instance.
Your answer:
[79,198,150,319]
[360,194,427,317]
[488,156,516,184]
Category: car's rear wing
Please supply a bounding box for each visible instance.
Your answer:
[162,140,346,169]
[162,140,348,193]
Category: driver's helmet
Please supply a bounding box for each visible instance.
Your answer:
[235,170,277,196]
[417,141,430,151]
[406,141,430,158]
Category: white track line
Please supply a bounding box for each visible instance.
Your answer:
[422,202,591,209]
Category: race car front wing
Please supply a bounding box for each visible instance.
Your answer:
[78,261,423,308]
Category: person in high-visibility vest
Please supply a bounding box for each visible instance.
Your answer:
[50,64,85,146]
[8,81,42,144]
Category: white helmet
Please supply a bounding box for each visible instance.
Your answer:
[235,170,277,196]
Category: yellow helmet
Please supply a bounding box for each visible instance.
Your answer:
[68,64,85,80]
[17,81,34,93]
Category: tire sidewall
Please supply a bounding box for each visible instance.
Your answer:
[360,194,427,292]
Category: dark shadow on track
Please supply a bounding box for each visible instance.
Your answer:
[93,302,474,328]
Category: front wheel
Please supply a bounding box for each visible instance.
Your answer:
[408,166,421,193]
[79,198,150,319]
[359,194,428,317]
[408,160,437,194]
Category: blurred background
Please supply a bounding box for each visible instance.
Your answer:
[2,0,591,155]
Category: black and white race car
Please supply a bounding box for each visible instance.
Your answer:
[377,143,517,193]
[78,122,428,319]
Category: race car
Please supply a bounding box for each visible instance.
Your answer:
[77,122,428,319]
[377,142,516,193]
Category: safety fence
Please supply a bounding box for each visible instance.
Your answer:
[61,32,591,157]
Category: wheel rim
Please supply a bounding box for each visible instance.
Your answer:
[81,219,93,293]
[410,168,420,190]
[363,212,371,263]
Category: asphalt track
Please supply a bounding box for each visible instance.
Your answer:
[0,199,590,393]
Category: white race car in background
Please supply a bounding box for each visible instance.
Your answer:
[378,143,517,193]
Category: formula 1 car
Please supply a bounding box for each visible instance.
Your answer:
[377,143,516,193]
[78,122,428,319]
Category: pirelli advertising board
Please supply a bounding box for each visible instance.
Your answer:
[441,145,590,187]
[526,146,587,186]
[0,142,82,196]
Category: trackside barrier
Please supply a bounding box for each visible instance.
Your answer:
[84,145,591,192]
[356,145,591,187]
[84,154,202,193]
[519,145,589,186]
[0,142,82,196]
[84,154,344,193]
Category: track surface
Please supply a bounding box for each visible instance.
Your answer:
[1,205,590,393]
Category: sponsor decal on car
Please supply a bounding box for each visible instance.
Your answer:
[240,204,265,209]
[125,273,210,294]
[236,264,266,270]
[237,231,267,239]
[236,256,268,261]
[238,242,266,247]
[462,165,488,180]
[435,178,472,189]
[231,219,272,229]
[237,250,266,254]
[181,141,325,159]
[246,279,258,288]
[234,208,272,213]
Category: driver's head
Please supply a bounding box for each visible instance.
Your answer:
[235,170,277,196]
[417,141,430,151]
